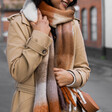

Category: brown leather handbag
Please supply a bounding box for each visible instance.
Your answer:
[77,90,100,112]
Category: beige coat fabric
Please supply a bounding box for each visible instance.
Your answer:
[7,13,90,112]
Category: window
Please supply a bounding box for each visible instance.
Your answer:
[81,9,88,40]
[74,5,80,18]
[90,7,97,41]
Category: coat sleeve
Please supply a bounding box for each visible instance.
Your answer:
[6,19,52,83]
[70,20,91,88]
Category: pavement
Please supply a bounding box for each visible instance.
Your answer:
[0,42,112,112]
[82,65,112,112]
[0,42,15,112]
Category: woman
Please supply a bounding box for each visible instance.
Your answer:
[7,0,90,112]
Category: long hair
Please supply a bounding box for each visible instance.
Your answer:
[32,0,77,8]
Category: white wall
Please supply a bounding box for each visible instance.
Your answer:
[105,0,112,48]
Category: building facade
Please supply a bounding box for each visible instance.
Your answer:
[0,0,112,60]
[77,0,102,48]
[104,0,112,59]
[76,0,112,60]
[0,0,24,41]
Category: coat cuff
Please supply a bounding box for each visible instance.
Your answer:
[68,69,82,88]
[26,30,52,56]
[66,70,76,87]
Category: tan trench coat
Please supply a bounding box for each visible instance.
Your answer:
[6,13,90,112]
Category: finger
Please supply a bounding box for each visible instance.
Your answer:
[54,68,63,72]
[43,16,49,25]
[30,22,36,27]
[54,72,59,76]
[55,75,59,81]
[30,22,35,25]
[43,16,47,21]
[55,75,60,83]
[38,9,42,21]
[58,82,64,87]
[54,71,63,76]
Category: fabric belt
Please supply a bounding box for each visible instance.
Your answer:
[16,83,35,95]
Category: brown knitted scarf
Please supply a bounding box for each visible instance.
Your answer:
[34,1,76,112]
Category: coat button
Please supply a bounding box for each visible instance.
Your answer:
[42,49,47,54]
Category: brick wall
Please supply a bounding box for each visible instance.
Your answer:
[1,11,19,41]
[77,0,102,48]
[4,0,24,9]
[3,11,19,32]
[0,0,24,41]
[1,0,102,46]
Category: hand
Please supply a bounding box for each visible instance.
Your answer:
[54,68,74,87]
[30,9,51,35]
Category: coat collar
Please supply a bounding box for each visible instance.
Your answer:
[21,12,30,26]
[7,12,30,27]
[21,0,37,22]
